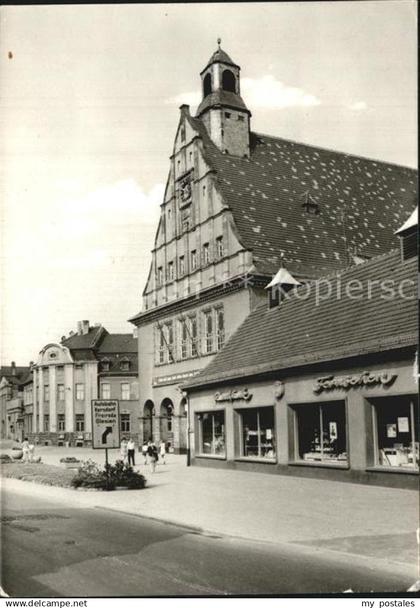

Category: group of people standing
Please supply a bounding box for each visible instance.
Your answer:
[119,438,168,473]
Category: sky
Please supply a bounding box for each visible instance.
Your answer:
[0,1,417,365]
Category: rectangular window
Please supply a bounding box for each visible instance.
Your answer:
[44,385,50,402]
[101,383,111,399]
[157,322,174,364]
[225,112,231,118]
[204,310,213,354]
[191,250,197,270]
[179,255,185,276]
[75,414,85,432]
[76,383,84,401]
[295,401,348,465]
[216,236,224,259]
[372,396,418,469]
[168,261,174,281]
[197,411,226,456]
[121,383,130,401]
[202,243,210,266]
[158,327,166,364]
[237,115,245,122]
[157,266,163,286]
[57,384,65,401]
[121,414,130,433]
[44,414,49,432]
[167,322,174,361]
[238,407,276,459]
[180,318,188,360]
[190,315,198,357]
[57,414,65,432]
[216,308,225,350]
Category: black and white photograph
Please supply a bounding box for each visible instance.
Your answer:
[0,1,418,601]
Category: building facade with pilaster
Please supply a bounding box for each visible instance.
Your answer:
[27,321,138,446]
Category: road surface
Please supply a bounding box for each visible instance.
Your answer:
[1,487,414,596]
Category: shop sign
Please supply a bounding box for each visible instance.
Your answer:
[153,370,200,387]
[313,371,397,393]
[214,388,252,403]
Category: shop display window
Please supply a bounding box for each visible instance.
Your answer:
[295,401,348,464]
[372,396,418,470]
[197,411,225,456]
[238,406,276,459]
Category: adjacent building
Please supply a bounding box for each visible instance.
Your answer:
[26,321,138,446]
[183,227,418,488]
[130,44,417,453]
[0,363,31,441]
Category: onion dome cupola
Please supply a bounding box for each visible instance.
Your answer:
[196,39,251,158]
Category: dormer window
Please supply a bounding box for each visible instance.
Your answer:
[101,359,111,372]
[120,358,130,372]
[401,231,417,261]
[395,209,418,262]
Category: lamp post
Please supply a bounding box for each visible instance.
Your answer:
[182,390,191,466]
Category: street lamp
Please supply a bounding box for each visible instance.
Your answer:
[181,390,191,466]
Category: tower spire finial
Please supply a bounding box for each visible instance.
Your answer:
[217,37,221,49]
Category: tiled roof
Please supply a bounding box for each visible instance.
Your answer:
[62,326,105,350]
[201,48,238,73]
[71,350,98,362]
[185,250,417,388]
[189,115,417,278]
[0,366,30,382]
[196,90,250,117]
[98,334,138,354]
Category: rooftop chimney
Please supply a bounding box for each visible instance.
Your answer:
[82,320,90,335]
[11,361,16,375]
[77,321,83,335]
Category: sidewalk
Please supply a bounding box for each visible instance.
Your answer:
[2,443,418,578]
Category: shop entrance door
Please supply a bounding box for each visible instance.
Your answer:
[160,398,174,447]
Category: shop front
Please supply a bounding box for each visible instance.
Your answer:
[186,350,418,488]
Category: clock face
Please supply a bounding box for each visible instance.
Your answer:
[180,178,191,202]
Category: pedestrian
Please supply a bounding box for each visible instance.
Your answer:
[21,437,30,463]
[142,441,149,465]
[147,441,158,473]
[127,438,136,466]
[28,442,35,463]
[159,439,167,464]
[119,437,128,464]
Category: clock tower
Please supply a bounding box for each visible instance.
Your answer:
[196,40,251,158]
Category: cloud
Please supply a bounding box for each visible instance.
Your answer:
[166,75,320,111]
[347,101,368,111]
[241,76,321,109]
[165,90,201,108]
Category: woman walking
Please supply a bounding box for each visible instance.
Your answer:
[147,441,158,473]
[159,440,167,465]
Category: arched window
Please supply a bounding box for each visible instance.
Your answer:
[222,69,236,93]
[203,73,212,97]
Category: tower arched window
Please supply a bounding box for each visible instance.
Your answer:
[203,73,212,97]
[222,69,236,93]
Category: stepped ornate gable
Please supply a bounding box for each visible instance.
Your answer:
[130,44,417,453]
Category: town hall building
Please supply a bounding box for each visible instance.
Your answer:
[130,44,417,453]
